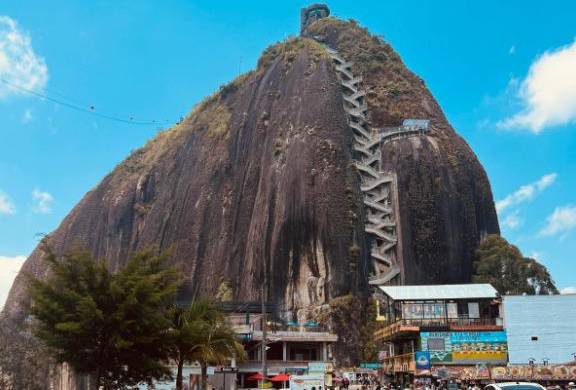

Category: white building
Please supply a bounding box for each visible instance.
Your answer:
[503,294,576,364]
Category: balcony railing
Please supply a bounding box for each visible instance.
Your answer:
[374,317,502,340]
[382,353,415,374]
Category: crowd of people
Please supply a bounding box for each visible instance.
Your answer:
[335,376,576,390]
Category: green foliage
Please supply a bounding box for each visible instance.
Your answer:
[28,242,182,389]
[168,300,245,390]
[319,294,378,365]
[215,280,234,302]
[472,234,558,295]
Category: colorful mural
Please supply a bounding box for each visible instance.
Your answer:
[420,331,507,365]
[491,365,576,381]
[402,303,446,319]
[422,365,491,380]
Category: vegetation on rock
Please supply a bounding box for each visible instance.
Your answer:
[317,294,378,365]
[473,234,558,295]
[257,37,328,72]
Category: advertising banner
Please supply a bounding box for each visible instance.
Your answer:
[420,331,508,365]
[402,303,446,319]
[491,365,576,381]
[308,363,327,373]
[415,351,431,370]
[290,374,324,390]
[430,365,491,380]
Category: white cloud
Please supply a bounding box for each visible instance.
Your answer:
[0,255,26,309]
[0,15,48,99]
[496,173,557,213]
[31,188,53,214]
[501,210,523,229]
[21,108,33,123]
[560,286,576,295]
[498,40,576,133]
[540,205,576,237]
[0,190,16,215]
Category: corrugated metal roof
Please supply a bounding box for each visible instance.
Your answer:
[378,283,498,300]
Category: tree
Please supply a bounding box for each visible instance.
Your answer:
[168,300,244,390]
[472,234,558,295]
[28,242,181,389]
[317,294,378,366]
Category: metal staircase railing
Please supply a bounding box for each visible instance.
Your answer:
[318,41,431,286]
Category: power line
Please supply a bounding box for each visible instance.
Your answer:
[0,78,175,126]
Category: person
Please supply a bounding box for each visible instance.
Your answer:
[343,377,350,389]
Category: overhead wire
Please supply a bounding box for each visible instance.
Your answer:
[0,77,175,126]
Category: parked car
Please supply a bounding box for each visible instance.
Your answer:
[484,383,547,390]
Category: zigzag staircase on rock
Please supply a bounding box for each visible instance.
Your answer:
[321,45,430,285]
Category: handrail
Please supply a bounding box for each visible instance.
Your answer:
[380,317,501,329]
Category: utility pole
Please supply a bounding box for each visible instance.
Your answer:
[261,268,268,387]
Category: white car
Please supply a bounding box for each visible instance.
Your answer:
[484,382,547,390]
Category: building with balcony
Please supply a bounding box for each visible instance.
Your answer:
[224,302,338,389]
[373,284,507,383]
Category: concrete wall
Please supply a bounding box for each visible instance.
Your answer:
[503,294,576,364]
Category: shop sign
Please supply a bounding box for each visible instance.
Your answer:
[402,303,446,319]
[308,362,327,373]
[360,363,381,369]
[430,366,491,380]
[290,374,324,390]
[415,351,431,370]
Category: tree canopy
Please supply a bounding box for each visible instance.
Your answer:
[472,234,558,295]
[28,243,181,389]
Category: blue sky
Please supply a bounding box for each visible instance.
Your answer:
[0,0,575,306]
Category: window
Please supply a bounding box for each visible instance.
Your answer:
[499,385,544,390]
[468,302,480,319]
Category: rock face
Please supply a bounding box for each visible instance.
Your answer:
[306,18,500,284]
[5,16,499,323]
[5,39,370,323]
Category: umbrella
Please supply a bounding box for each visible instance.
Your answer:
[270,374,291,382]
[270,373,291,389]
[248,373,265,381]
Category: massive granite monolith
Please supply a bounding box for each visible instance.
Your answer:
[5,14,499,340]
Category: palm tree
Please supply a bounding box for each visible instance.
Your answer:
[193,320,245,390]
[168,300,244,390]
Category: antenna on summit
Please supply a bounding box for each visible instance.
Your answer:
[300,4,330,36]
